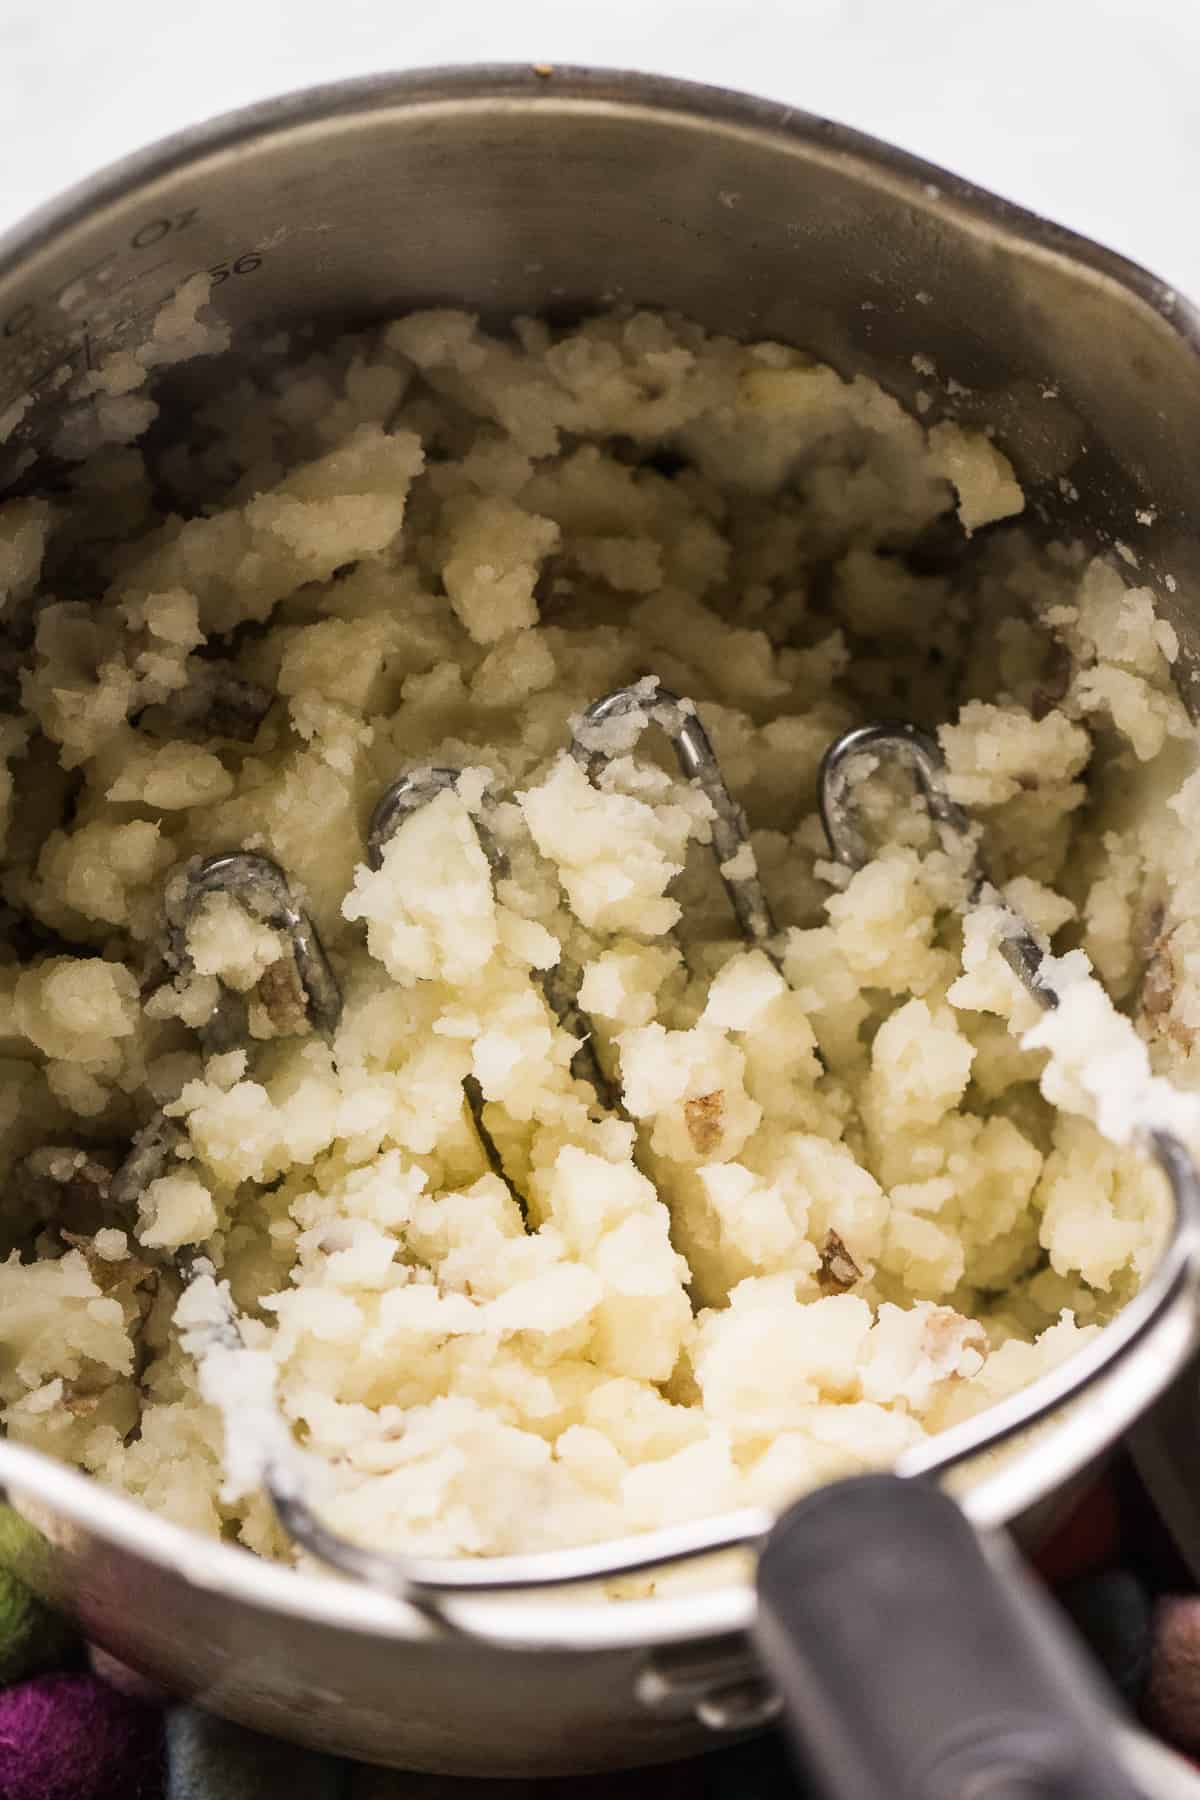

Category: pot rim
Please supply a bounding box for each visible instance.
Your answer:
[1,61,1198,1656]
[4,60,1199,348]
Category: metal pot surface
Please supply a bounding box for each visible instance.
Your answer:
[1,65,1199,1777]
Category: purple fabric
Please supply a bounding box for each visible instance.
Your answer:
[0,1672,163,1800]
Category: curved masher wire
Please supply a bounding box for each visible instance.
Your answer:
[166,851,343,1043]
[367,766,620,1130]
[818,721,1050,997]
[572,681,781,962]
[366,769,489,874]
[254,713,1200,1599]
[817,720,972,872]
[367,768,528,1201]
[110,853,342,1205]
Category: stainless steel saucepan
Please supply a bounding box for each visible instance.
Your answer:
[3,65,1200,1790]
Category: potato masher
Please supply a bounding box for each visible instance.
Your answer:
[83,681,1197,1800]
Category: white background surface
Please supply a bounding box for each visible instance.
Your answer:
[1,0,1198,299]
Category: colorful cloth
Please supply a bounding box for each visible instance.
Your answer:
[0,1456,1189,1799]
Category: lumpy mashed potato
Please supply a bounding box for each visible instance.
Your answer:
[0,306,1195,1566]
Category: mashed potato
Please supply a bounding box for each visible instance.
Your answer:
[0,305,1195,1568]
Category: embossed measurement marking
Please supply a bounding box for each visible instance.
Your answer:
[0,208,269,429]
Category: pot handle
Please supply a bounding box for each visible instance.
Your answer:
[754,1472,1145,1800]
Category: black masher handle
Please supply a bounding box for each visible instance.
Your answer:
[754,1472,1145,1800]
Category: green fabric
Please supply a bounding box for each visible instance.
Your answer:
[0,1508,77,1684]
[0,1563,75,1684]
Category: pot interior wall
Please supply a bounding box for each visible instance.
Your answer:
[3,70,1200,681]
